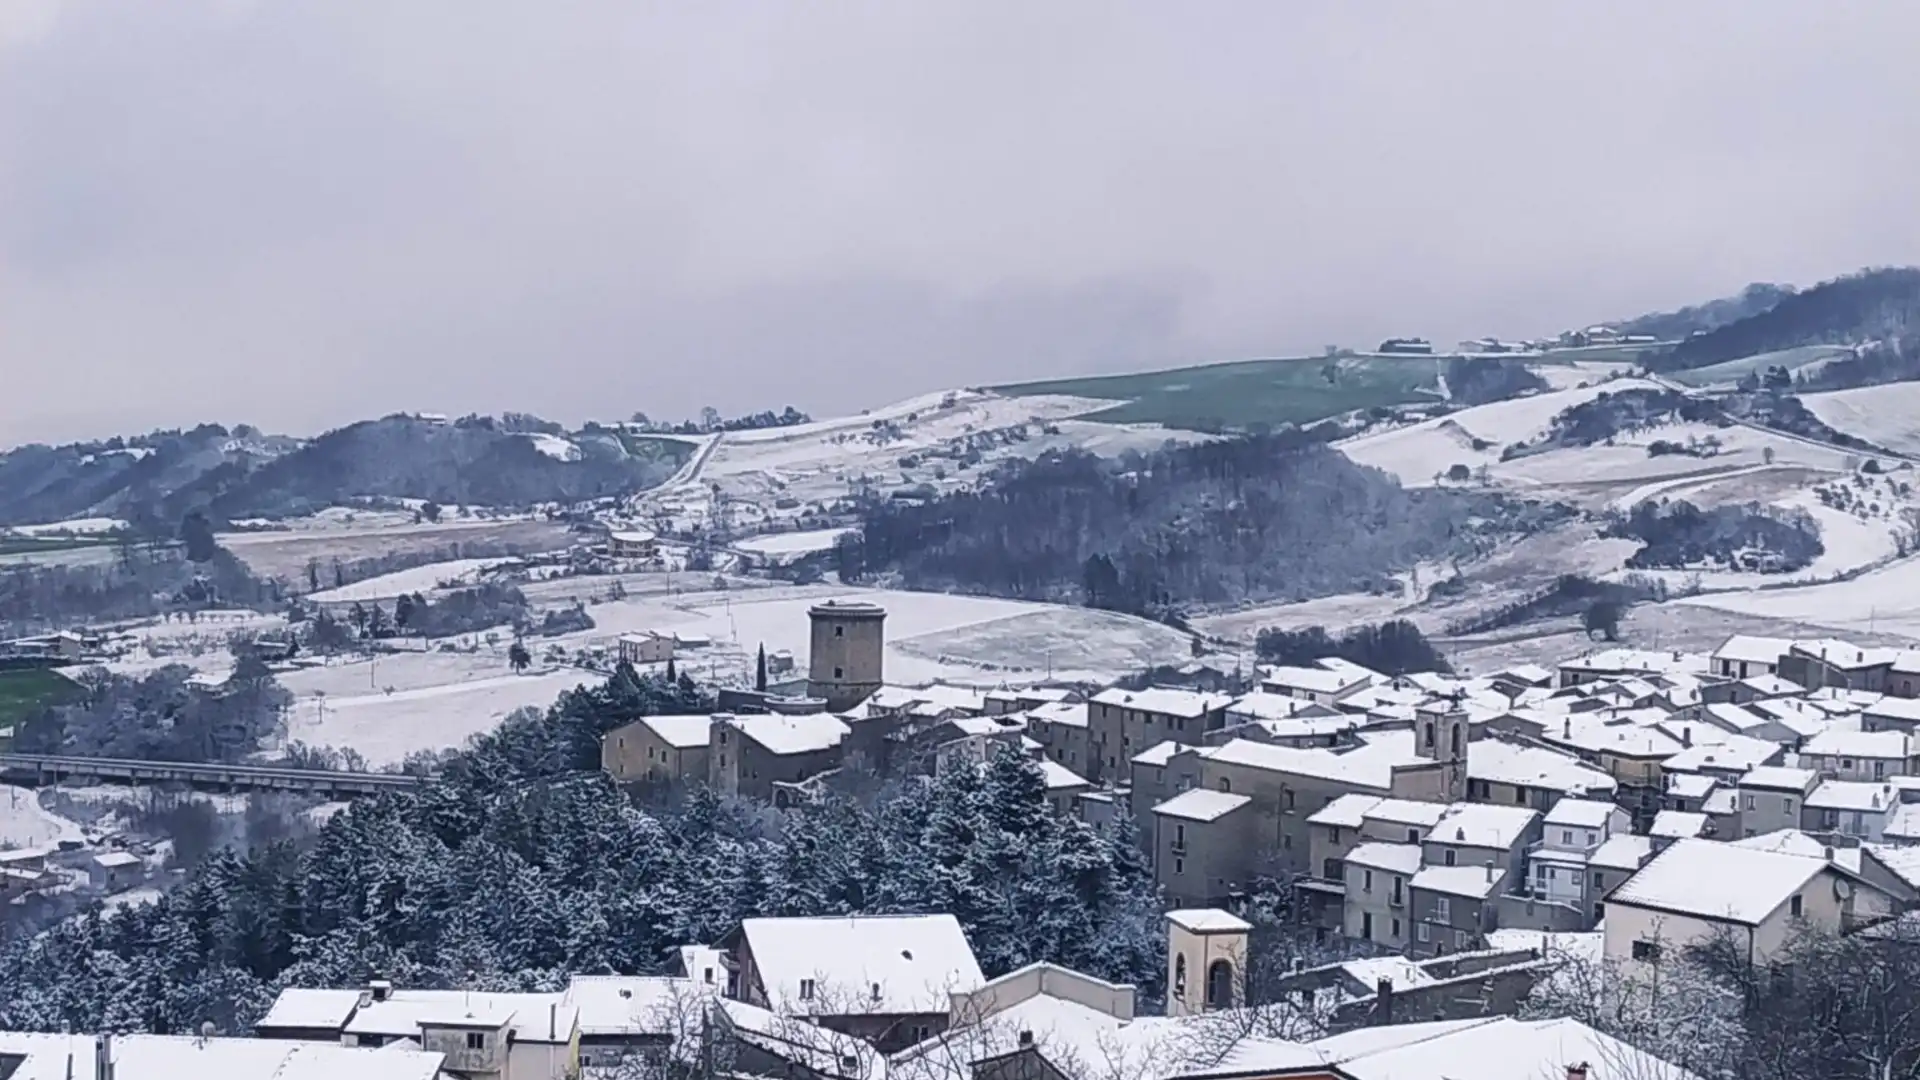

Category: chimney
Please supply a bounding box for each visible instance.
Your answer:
[1018,1030,1035,1047]
[1374,978,1394,1026]
[1567,1065,1590,1080]
[1681,728,1691,748]
[1485,863,1495,884]
[1825,846,1837,862]
[369,978,393,1003]
[550,1002,557,1041]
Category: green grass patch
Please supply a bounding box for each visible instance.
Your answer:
[1665,345,1854,388]
[0,667,81,729]
[996,355,1446,432]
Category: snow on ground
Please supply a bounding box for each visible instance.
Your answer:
[1337,380,1662,486]
[1484,423,1854,509]
[276,653,595,767]
[307,558,518,603]
[0,786,82,849]
[1529,362,1637,391]
[1193,593,1412,644]
[5,517,129,537]
[523,434,582,462]
[1803,381,1920,457]
[734,528,854,559]
[647,389,1209,534]
[1677,556,1920,640]
[222,519,573,581]
[100,887,163,912]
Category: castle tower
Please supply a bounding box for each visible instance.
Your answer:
[1164,909,1251,1017]
[807,600,886,712]
[1414,700,1471,803]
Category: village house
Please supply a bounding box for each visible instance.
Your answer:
[607,530,659,560]
[1088,686,1231,784]
[254,978,581,1080]
[711,713,850,802]
[1778,639,1896,693]
[1524,798,1632,927]
[1736,766,1819,838]
[1258,664,1374,706]
[1798,724,1920,781]
[1604,837,1896,979]
[601,714,714,786]
[0,1032,446,1080]
[616,631,675,666]
[717,913,986,1053]
[1803,779,1900,841]
[1023,699,1091,777]
[1709,635,1792,680]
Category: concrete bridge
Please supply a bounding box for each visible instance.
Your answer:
[0,753,427,798]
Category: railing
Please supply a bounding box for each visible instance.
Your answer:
[0,753,426,796]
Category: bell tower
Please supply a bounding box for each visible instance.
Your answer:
[1164,909,1251,1017]
[1415,699,1470,802]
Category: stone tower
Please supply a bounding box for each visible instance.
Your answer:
[1164,909,1251,1017]
[1415,700,1471,802]
[807,600,886,712]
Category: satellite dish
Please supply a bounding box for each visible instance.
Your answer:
[1834,878,1854,901]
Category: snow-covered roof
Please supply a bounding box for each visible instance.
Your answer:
[1201,735,1413,791]
[1648,810,1708,839]
[738,913,984,1014]
[1308,1016,1698,1080]
[1090,686,1229,717]
[1152,788,1252,823]
[1130,739,1185,768]
[1740,674,1802,697]
[1411,864,1500,900]
[90,851,141,868]
[1588,833,1653,872]
[1494,663,1554,686]
[1665,772,1717,800]
[345,991,577,1044]
[724,714,850,756]
[256,988,364,1031]
[1026,701,1087,728]
[1560,648,1709,678]
[1362,798,1452,829]
[562,975,709,1036]
[609,530,658,544]
[1038,759,1087,790]
[1806,779,1898,813]
[1258,664,1368,696]
[1314,656,1385,684]
[1308,793,1382,830]
[1225,689,1324,722]
[1712,634,1793,666]
[1345,842,1423,875]
[1543,798,1618,829]
[639,714,715,749]
[1865,696,1920,725]
[1701,702,1768,734]
[1662,733,1781,775]
[1792,639,1895,670]
[1608,838,1836,926]
[1740,764,1817,792]
[1167,908,1253,933]
[0,1034,446,1080]
[1431,803,1538,851]
[1802,724,1913,760]
[1466,739,1615,796]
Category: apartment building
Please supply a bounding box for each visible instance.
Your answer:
[601,714,713,786]
[1799,724,1919,781]
[1088,687,1231,784]
[1736,766,1819,838]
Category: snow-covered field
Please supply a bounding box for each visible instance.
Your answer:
[642,389,1208,534]
[307,558,519,603]
[275,584,1200,761]
[276,653,597,767]
[1338,380,1664,486]
[1676,556,1920,640]
[0,786,82,849]
[524,433,582,462]
[1803,381,1920,457]
[222,519,573,581]
[5,517,129,538]
[734,528,854,559]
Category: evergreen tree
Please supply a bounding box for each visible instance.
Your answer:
[755,643,768,692]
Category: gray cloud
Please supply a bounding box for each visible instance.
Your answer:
[5,1,1920,444]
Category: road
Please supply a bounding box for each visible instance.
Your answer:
[0,753,426,797]
[1642,372,1920,464]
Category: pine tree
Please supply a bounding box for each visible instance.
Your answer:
[755,643,768,692]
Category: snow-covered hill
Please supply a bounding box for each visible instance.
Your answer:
[1802,381,1920,458]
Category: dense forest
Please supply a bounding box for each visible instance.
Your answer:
[13,662,290,764]
[0,667,1166,1035]
[842,437,1568,618]
[1604,499,1824,573]
[1252,620,1452,676]
[1441,356,1549,406]
[1656,268,1920,371]
[1609,282,1796,342]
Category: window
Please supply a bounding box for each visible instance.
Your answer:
[833,666,844,678]
[1281,832,1293,850]
[1790,894,1803,917]
[1435,897,1451,921]
[465,1033,486,1051]
[1632,940,1662,963]
[1390,917,1401,938]
[913,1025,931,1042]
[1876,760,1888,780]
[1591,871,1603,889]
[1174,857,1185,875]
[1785,798,1795,813]
[1362,912,1373,939]
[1416,921,1431,943]
[1561,829,1574,845]
[1744,794,1756,811]
[1407,828,1420,844]
[1363,869,1374,893]
[799,979,816,1000]
[1284,790,1296,809]
[1424,722,1435,748]
[1218,778,1231,793]
[1173,955,1188,998]
[1323,858,1342,880]
[1450,725,1462,756]
[1594,902,1605,922]
[1329,827,1341,845]
[1842,758,1855,770]
[1175,823,1187,845]
[834,626,844,637]
[1444,849,1456,867]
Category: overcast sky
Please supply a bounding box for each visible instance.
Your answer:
[5,2,1920,445]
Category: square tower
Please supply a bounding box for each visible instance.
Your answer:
[1414,701,1471,803]
[1164,909,1251,1017]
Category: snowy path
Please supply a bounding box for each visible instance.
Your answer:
[1607,463,1781,511]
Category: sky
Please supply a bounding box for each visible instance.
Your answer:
[5,2,1920,446]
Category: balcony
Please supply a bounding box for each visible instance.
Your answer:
[1295,875,1346,896]
[1169,840,1188,856]
[1389,891,1406,908]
